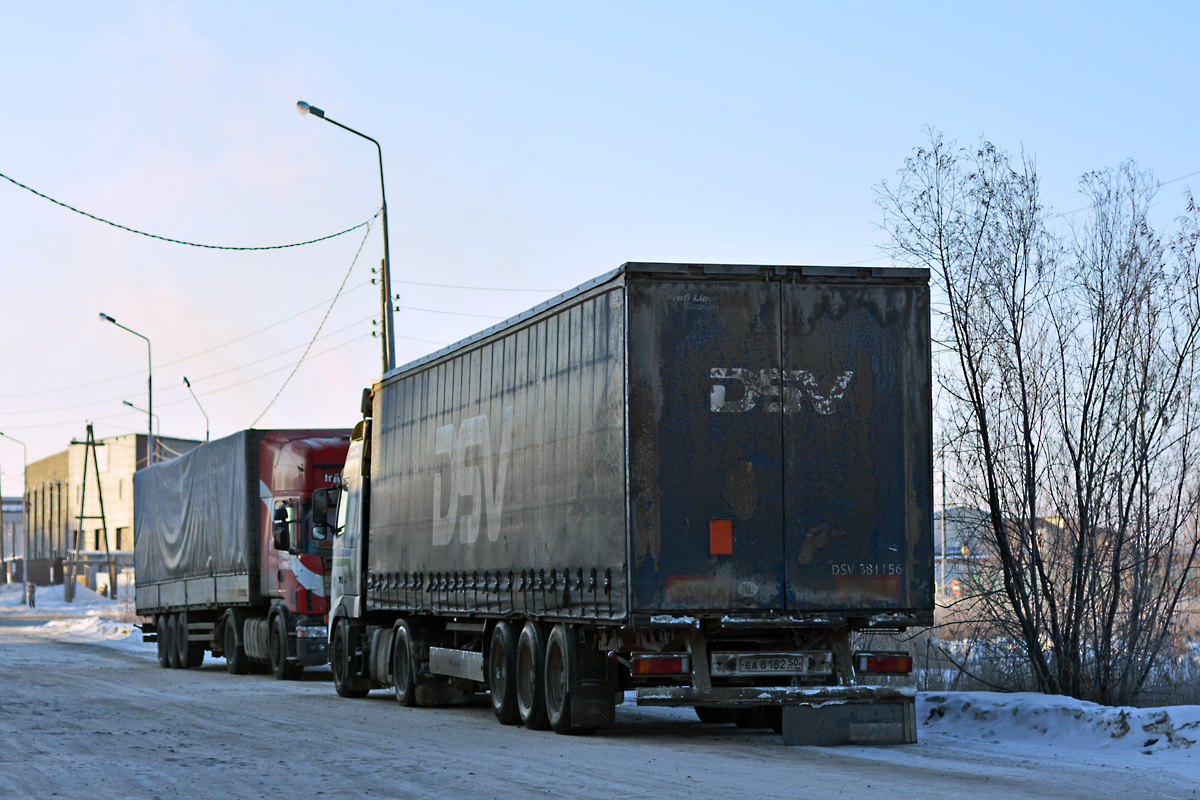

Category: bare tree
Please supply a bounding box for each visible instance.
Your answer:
[878,131,1200,704]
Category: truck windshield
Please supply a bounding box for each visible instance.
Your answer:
[334,484,348,536]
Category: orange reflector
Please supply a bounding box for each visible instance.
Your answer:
[631,654,690,676]
[709,519,733,555]
[854,652,914,674]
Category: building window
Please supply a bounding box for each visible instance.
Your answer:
[94,529,103,550]
[119,479,123,500]
[116,527,129,550]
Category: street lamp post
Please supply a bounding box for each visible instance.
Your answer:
[182,377,209,443]
[0,432,28,587]
[99,313,154,467]
[295,100,396,374]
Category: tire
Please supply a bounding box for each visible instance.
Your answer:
[516,621,549,730]
[488,622,519,725]
[164,614,181,669]
[545,623,597,735]
[695,706,738,724]
[392,622,417,707]
[177,612,204,669]
[155,615,170,669]
[224,615,250,675]
[331,619,369,698]
[734,706,775,729]
[270,616,303,680]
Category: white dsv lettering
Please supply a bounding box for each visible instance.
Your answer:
[709,368,854,415]
[432,406,515,545]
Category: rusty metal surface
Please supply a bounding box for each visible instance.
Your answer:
[626,265,932,618]
[781,280,933,613]
[628,277,785,613]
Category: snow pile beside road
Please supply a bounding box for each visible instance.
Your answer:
[0,581,111,609]
[920,691,1199,776]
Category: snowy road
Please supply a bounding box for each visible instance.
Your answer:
[0,601,1197,799]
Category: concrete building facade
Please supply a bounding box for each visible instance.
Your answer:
[9,432,200,591]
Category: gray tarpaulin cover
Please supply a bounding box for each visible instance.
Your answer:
[134,430,255,585]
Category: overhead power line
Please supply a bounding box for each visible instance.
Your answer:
[0,170,379,250]
[397,279,562,293]
[251,215,376,426]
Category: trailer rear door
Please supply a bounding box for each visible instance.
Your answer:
[629,275,786,612]
[780,278,931,613]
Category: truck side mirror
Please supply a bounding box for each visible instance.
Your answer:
[272,504,290,551]
[312,488,329,519]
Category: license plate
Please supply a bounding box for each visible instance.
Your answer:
[710,651,831,677]
[739,655,805,673]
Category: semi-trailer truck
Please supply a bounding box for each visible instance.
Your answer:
[324,262,932,743]
[135,428,350,678]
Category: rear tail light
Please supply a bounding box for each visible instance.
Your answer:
[853,651,913,675]
[631,654,691,676]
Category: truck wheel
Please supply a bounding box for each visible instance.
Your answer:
[164,614,181,669]
[269,616,303,680]
[155,615,170,669]
[516,621,550,730]
[544,623,597,735]
[332,619,368,698]
[488,622,519,725]
[176,612,204,669]
[392,622,417,707]
[224,615,250,675]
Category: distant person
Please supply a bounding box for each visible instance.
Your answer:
[26,581,35,609]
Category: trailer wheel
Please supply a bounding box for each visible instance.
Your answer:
[164,614,181,669]
[332,619,369,698]
[734,706,775,729]
[392,622,418,707]
[155,615,170,669]
[516,621,550,730]
[269,615,303,680]
[545,623,597,735]
[694,707,738,725]
[176,612,204,669]
[488,622,519,725]
[224,615,250,675]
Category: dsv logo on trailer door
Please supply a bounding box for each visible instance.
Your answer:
[709,368,854,414]
[432,406,515,546]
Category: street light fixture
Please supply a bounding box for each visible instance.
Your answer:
[0,432,29,585]
[99,313,154,467]
[295,99,396,373]
[182,377,209,443]
[121,401,160,441]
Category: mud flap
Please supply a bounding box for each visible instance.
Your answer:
[781,695,916,745]
[570,680,617,728]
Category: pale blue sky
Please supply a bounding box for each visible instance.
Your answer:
[1,1,1197,478]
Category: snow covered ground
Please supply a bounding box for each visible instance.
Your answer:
[2,581,1197,790]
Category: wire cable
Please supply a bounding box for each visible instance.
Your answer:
[396,278,562,293]
[1,170,379,250]
[251,215,375,426]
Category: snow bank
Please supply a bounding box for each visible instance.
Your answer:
[920,691,1199,776]
[0,580,112,609]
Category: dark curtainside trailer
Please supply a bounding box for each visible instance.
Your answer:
[136,429,350,679]
[327,262,932,742]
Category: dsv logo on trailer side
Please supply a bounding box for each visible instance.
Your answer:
[709,368,854,415]
[432,406,515,546]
